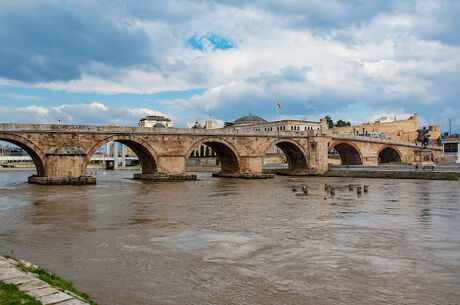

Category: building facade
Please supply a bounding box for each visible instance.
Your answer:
[224,115,322,156]
[332,115,441,144]
[441,135,460,163]
[138,115,174,128]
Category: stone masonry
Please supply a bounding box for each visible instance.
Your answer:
[333,115,441,143]
[0,121,442,184]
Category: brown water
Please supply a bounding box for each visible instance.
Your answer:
[0,169,459,305]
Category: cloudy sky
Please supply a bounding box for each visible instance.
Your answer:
[0,0,459,132]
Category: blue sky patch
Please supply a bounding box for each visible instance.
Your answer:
[187,34,235,51]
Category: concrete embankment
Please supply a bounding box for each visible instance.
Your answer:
[0,254,92,304]
[262,167,460,180]
[322,169,460,180]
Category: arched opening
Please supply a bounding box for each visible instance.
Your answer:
[329,141,362,165]
[264,140,308,174]
[86,137,158,175]
[186,139,240,175]
[187,144,218,169]
[378,146,401,164]
[0,136,46,177]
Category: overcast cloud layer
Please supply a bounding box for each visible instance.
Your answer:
[0,0,459,132]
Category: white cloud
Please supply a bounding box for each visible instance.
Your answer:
[0,102,165,126]
[0,0,459,132]
[0,93,43,101]
[368,112,412,123]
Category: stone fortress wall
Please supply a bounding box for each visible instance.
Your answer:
[332,116,441,143]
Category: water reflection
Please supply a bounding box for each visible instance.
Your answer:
[0,169,459,305]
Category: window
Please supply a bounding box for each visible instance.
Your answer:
[444,143,458,153]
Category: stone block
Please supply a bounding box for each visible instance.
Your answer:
[37,292,73,304]
[4,274,36,285]
[133,173,197,181]
[58,299,89,305]
[26,287,60,298]
[18,279,50,292]
[28,176,96,185]
[0,267,26,280]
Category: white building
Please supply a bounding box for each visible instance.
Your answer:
[225,115,321,132]
[441,135,460,163]
[138,115,173,128]
[224,115,322,155]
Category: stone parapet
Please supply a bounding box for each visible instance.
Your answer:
[0,123,322,138]
[332,134,442,150]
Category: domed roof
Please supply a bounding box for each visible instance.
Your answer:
[234,114,267,125]
[153,122,166,128]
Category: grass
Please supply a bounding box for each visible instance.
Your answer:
[16,265,97,305]
[0,280,42,305]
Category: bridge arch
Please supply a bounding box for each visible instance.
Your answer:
[185,138,240,175]
[377,145,402,164]
[329,141,362,165]
[264,139,308,174]
[0,133,47,176]
[86,135,158,174]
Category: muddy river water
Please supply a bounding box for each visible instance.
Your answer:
[0,169,459,305]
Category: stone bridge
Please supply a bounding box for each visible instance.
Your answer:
[329,134,442,166]
[0,123,442,184]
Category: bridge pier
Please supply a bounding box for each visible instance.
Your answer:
[213,156,274,179]
[28,147,95,185]
[133,155,197,181]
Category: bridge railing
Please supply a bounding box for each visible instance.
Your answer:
[0,123,328,137]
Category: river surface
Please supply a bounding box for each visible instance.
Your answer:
[0,169,459,305]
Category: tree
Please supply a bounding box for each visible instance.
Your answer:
[335,119,351,127]
[325,115,334,128]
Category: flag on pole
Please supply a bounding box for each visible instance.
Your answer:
[276,101,281,109]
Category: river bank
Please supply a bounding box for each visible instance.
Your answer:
[321,168,460,180]
[0,254,95,305]
[263,165,460,180]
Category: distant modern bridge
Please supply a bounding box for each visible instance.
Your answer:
[0,122,441,184]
